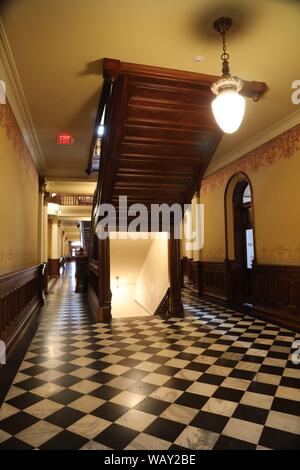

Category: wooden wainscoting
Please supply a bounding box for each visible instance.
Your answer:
[75,256,88,293]
[199,261,228,304]
[48,257,67,278]
[252,264,300,331]
[182,257,196,286]
[48,258,60,277]
[0,264,45,354]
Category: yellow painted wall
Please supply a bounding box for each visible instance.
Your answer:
[136,234,169,314]
[200,124,300,266]
[0,102,39,275]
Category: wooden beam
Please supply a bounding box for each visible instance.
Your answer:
[168,227,183,317]
[97,236,112,321]
[103,58,268,101]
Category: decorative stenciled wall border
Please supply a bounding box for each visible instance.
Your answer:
[202,248,225,262]
[0,248,35,269]
[259,244,300,264]
[0,100,37,182]
[201,123,300,195]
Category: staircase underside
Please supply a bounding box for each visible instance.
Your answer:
[87,59,267,321]
[91,59,267,216]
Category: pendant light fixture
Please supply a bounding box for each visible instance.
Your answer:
[211,17,246,134]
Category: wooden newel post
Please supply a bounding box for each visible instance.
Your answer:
[168,225,183,317]
[97,233,112,321]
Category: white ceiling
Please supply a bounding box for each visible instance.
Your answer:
[1,0,299,180]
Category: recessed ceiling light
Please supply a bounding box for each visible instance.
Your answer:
[194,55,205,63]
[98,125,105,137]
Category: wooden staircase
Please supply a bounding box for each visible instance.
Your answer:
[87,59,267,321]
[81,221,91,255]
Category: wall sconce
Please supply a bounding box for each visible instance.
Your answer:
[115,276,119,288]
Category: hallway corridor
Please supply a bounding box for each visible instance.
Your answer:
[0,264,300,450]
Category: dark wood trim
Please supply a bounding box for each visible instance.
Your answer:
[75,256,88,293]
[195,260,300,332]
[0,264,44,355]
[168,228,183,316]
[86,78,112,175]
[97,236,112,322]
[198,261,228,304]
[48,257,66,278]
[42,262,48,295]
[154,288,170,316]
[224,172,257,265]
[87,59,266,320]
[252,263,300,332]
[48,258,60,277]
[103,58,268,100]
[88,286,100,323]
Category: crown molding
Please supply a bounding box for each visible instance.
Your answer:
[0,18,46,171]
[206,108,300,176]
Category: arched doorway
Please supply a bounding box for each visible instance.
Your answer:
[225,173,255,307]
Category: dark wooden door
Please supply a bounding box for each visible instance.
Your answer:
[233,182,254,306]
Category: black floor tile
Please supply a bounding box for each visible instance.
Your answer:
[0,411,39,434]
[191,411,229,433]
[280,376,300,389]
[259,426,300,450]
[233,404,269,425]
[155,366,180,376]
[175,392,208,410]
[214,358,238,368]
[134,397,169,415]
[55,363,79,374]
[242,355,264,364]
[15,377,46,391]
[90,385,121,400]
[185,362,209,372]
[20,365,47,376]
[6,392,43,410]
[214,435,256,450]
[271,397,300,417]
[92,402,129,421]
[87,372,115,384]
[0,437,34,450]
[118,358,140,368]
[248,381,278,396]
[39,430,88,450]
[50,389,82,405]
[45,407,85,427]
[95,423,138,449]
[147,355,169,365]
[164,378,192,391]
[144,417,185,442]
[52,375,81,387]
[229,369,256,380]
[213,387,244,402]
[259,365,284,376]
[197,373,225,386]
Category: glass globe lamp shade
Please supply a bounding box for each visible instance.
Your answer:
[211,90,246,134]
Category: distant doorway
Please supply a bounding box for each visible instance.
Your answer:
[225,174,255,307]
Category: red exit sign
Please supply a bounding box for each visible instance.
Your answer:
[56,134,74,145]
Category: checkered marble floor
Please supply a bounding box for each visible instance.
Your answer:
[0,266,300,450]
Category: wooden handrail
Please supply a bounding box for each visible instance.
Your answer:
[0,264,44,353]
[48,194,93,206]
